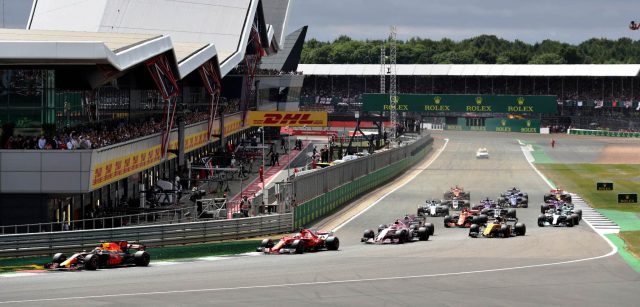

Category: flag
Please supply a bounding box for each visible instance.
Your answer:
[594,100,603,108]
[202,157,214,178]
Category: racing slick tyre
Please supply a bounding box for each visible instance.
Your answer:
[541,204,550,214]
[515,223,526,236]
[443,215,452,228]
[543,194,553,203]
[473,214,488,225]
[257,239,274,252]
[507,208,517,219]
[425,222,435,236]
[363,229,375,239]
[500,224,509,238]
[537,215,546,227]
[292,240,305,254]
[417,227,429,241]
[396,230,406,244]
[52,253,67,264]
[571,214,580,226]
[83,254,99,270]
[566,218,574,227]
[469,224,480,238]
[326,236,340,251]
[417,208,425,216]
[480,208,490,215]
[134,251,151,266]
[574,209,583,220]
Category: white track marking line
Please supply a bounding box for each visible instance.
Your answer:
[0,248,617,304]
[517,139,619,247]
[0,137,623,304]
[332,138,450,232]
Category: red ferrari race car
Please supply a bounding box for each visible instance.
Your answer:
[45,241,151,270]
[444,208,488,228]
[444,185,470,201]
[544,188,572,203]
[257,228,340,254]
[361,215,433,244]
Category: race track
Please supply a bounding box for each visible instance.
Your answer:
[1,132,638,306]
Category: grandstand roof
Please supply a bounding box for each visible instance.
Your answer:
[0,0,288,84]
[297,64,640,77]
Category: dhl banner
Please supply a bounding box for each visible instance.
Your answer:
[91,119,246,190]
[91,145,163,190]
[246,111,327,127]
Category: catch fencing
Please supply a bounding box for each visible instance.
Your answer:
[293,135,433,227]
[0,213,292,257]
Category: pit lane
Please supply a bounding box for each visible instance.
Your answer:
[0,131,638,306]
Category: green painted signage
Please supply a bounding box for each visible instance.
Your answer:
[363,94,557,114]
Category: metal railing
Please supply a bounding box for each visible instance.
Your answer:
[292,134,432,204]
[0,207,198,235]
[0,213,293,257]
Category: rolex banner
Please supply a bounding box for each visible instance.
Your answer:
[362,94,558,114]
[445,118,540,133]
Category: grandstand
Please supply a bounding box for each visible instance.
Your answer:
[298,64,640,132]
[0,0,302,226]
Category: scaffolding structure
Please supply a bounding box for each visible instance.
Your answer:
[388,26,398,139]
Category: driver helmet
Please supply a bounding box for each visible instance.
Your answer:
[394,219,400,225]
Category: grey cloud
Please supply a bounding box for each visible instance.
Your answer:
[287,0,637,43]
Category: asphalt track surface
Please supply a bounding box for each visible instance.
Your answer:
[1,131,638,306]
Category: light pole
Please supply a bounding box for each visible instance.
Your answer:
[259,127,266,209]
[258,127,265,186]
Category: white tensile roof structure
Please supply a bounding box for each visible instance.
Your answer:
[297,64,640,77]
[0,0,291,81]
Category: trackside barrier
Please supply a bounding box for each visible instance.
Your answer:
[0,213,292,257]
[568,128,640,138]
[293,136,433,228]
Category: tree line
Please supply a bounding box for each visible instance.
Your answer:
[300,35,640,65]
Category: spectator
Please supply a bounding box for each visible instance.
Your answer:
[37,135,46,149]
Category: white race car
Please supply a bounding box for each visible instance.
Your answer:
[476,148,489,159]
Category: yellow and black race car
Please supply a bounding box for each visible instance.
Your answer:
[468,216,526,238]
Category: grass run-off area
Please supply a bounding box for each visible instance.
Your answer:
[0,239,261,274]
[619,231,640,260]
[537,164,640,213]
[537,163,640,265]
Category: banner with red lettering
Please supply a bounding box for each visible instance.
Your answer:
[246,111,328,127]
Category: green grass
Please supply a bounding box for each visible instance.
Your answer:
[537,164,640,213]
[0,240,262,274]
[619,231,640,260]
[538,163,640,269]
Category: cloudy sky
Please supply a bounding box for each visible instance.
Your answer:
[1,0,637,44]
[286,0,638,43]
